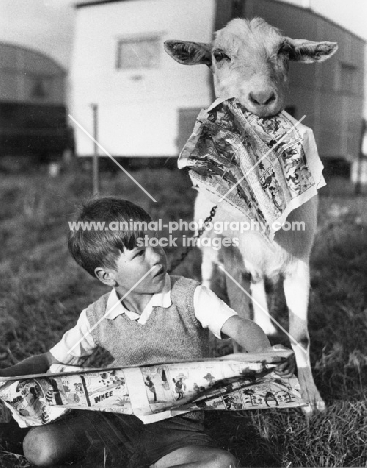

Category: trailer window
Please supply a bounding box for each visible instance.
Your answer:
[31,78,49,99]
[116,37,161,70]
[340,63,358,94]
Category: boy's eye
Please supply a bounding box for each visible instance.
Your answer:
[134,250,145,258]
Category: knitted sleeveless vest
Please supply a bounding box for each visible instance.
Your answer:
[86,276,210,366]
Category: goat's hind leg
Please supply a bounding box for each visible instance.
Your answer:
[284,260,325,412]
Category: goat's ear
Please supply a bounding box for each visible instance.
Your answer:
[283,38,338,63]
[164,40,212,66]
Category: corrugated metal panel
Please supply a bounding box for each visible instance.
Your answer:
[0,102,69,157]
[0,71,18,101]
[22,49,63,76]
[0,44,17,69]
[318,92,343,157]
[0,44,69,158]
[0,43,66,105]
[177,107,202,152]
[215,0,236,30]
[245,0,318,38]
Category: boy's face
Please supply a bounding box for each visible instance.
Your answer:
[100,235,168,295]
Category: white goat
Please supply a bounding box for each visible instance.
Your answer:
[165,18,337,411]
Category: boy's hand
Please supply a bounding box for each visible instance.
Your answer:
[221,315,271,352]
[262,345,296,377]
[0,353,54,379]
[219,345,295,377]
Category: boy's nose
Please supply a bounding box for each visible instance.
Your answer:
[149,245,164,262]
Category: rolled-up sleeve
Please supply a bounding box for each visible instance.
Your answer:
[193,285,238,339]
[49,310,96,365]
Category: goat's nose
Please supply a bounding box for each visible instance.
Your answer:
[249,90,276,106]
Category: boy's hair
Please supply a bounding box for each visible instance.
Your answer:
[68,197,151,277]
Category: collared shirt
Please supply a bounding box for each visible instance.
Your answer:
[50,275,237,365]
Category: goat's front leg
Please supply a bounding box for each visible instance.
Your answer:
[251,279,277,336]
[201,246,215,289]
[284,260,325,412]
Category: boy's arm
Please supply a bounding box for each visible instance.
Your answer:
[0,309,96,378]
[194,284,270,350]
[222,316,295,375]
[221,315,271,352]
[0,352,59,378]
[194,285,292,373]
[48,309,96,366]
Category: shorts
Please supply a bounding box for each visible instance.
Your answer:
[51,410,215,468]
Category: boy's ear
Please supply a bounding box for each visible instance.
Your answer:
[94,267,116,287]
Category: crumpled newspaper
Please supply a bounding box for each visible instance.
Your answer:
[179,97,325,240]
[0,351,305,427]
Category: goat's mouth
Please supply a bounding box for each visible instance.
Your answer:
[244,102,282,118]
[239,95,283,119]
[251,107,281,118]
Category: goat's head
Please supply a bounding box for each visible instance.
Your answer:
[165,18,338,118]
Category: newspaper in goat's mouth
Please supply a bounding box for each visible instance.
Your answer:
[178,97,326,240]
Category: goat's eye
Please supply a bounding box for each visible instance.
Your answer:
[278,41,292,56]
[213,50,230,62]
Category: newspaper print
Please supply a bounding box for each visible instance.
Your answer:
[0,352,306,427]
[178,97,325,240]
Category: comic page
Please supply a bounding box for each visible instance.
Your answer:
[140,366,175,412]
[82,370,132,413]
[0,353,305,427]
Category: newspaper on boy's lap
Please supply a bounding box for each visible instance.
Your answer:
[0,350,306,428]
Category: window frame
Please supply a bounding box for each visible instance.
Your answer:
[115,33,163,71]
[339,62,358,95]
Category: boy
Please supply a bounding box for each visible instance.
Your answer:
[0,197,275,467]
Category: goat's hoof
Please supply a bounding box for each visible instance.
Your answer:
[299,390,326,414]
[297,367,325,414]
[316,399,326,411]
[301,399,326,414]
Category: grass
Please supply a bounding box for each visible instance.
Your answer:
[0,165,366,467]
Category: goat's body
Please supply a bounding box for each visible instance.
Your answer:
[165,17,338,410]
[195,189,316,322]
[195,191,317,279]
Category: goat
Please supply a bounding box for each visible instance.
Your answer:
[164,18,337,411]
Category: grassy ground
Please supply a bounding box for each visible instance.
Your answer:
[0,165,366,467]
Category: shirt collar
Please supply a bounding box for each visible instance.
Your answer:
[106,274,172,321]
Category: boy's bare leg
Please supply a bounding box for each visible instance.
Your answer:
[151,446,238,468]
[22,415,96,466]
